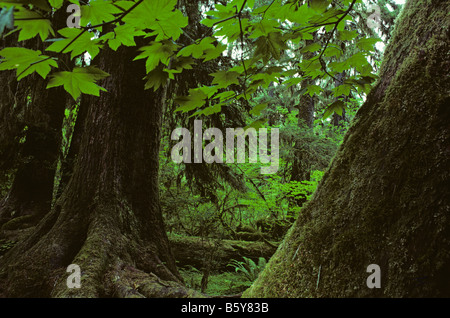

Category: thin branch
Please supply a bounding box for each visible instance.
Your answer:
[302,0,357,81]
[261,0,276,20]
[317,0,357,62]
[237,0,249,103]
[15,17,50,21]
[211,14,239,27]
[83,0,144,30]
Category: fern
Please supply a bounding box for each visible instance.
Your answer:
[227,257,267,282]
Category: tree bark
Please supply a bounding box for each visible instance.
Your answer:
[0,10,70,228]
[54,98,88,201]
[331,71,346,127]
[0,42,195,297]
[244,0,450,297]
[0,34,31,196]
[0,71,68,226]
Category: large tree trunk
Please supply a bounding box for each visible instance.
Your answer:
[0,42,197,297]
[0,10,69,228]
[244,0,450,297]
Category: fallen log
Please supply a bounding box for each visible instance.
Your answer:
[168,234,279,272]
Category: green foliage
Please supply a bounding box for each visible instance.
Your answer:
[282,170,324,202]
[46,66,109,100]
[322,100,346,119]
[14,6,54,41]
[0,0,382,112]
[134,40,179,73]
[0,47,57,80]
[227,257,267,282]
[46,27,103,60]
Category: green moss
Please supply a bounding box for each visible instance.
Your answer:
[179,268,252,296]
[1,215,35,231]
[0,239,17,255]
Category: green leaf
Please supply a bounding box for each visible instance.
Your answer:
[197,85,219,99]
[323,44,343,58]
[346,52,369,69]
[254,32,288,62]
[211,70,240,88]
[80,0,122,27]
[174,88,208,113]
[310,0,330,12]
[171,56,195,72]
[134,40,178,73]
[48,0,63,9]
[0,6,14,36]
[0,47,57,80]
[333,84,352,97]
[306,84,323,97]
[287,4,315,25]
[356,37,382,52]
[46,28,103,59]
[191,103,223,117]
[144,66,169,91]
[300,42,322,54]
[177,37,216,59]
[147,10,188,41]
[337,29,358,42]
[214,90,235,102]
[284,77,302,87]
[322,100,345,119]
[244,118,267,130]
[249,19,279,39]
[14,7,54,41]
[203,43,226,62]
[46,66,109,100]
[330,53,369,74]
[123,0,188,40]
[249,103,267,116]
[106,23,144,51]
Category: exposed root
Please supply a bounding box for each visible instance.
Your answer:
[105,262,206,298]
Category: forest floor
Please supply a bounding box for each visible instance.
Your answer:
[1,225,279,297]
[179,268,252,296]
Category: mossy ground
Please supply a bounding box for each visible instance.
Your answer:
[179,267,253,296]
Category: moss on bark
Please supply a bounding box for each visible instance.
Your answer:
[0,41,190,298]
[244,0,450,298]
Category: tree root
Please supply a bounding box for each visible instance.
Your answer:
[105,262,206,298]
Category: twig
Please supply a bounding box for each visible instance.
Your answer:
[302,0,357,81]
[317,0,357,62]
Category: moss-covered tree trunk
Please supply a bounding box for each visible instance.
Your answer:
[244,0,450,298]
[0,42,199,297]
